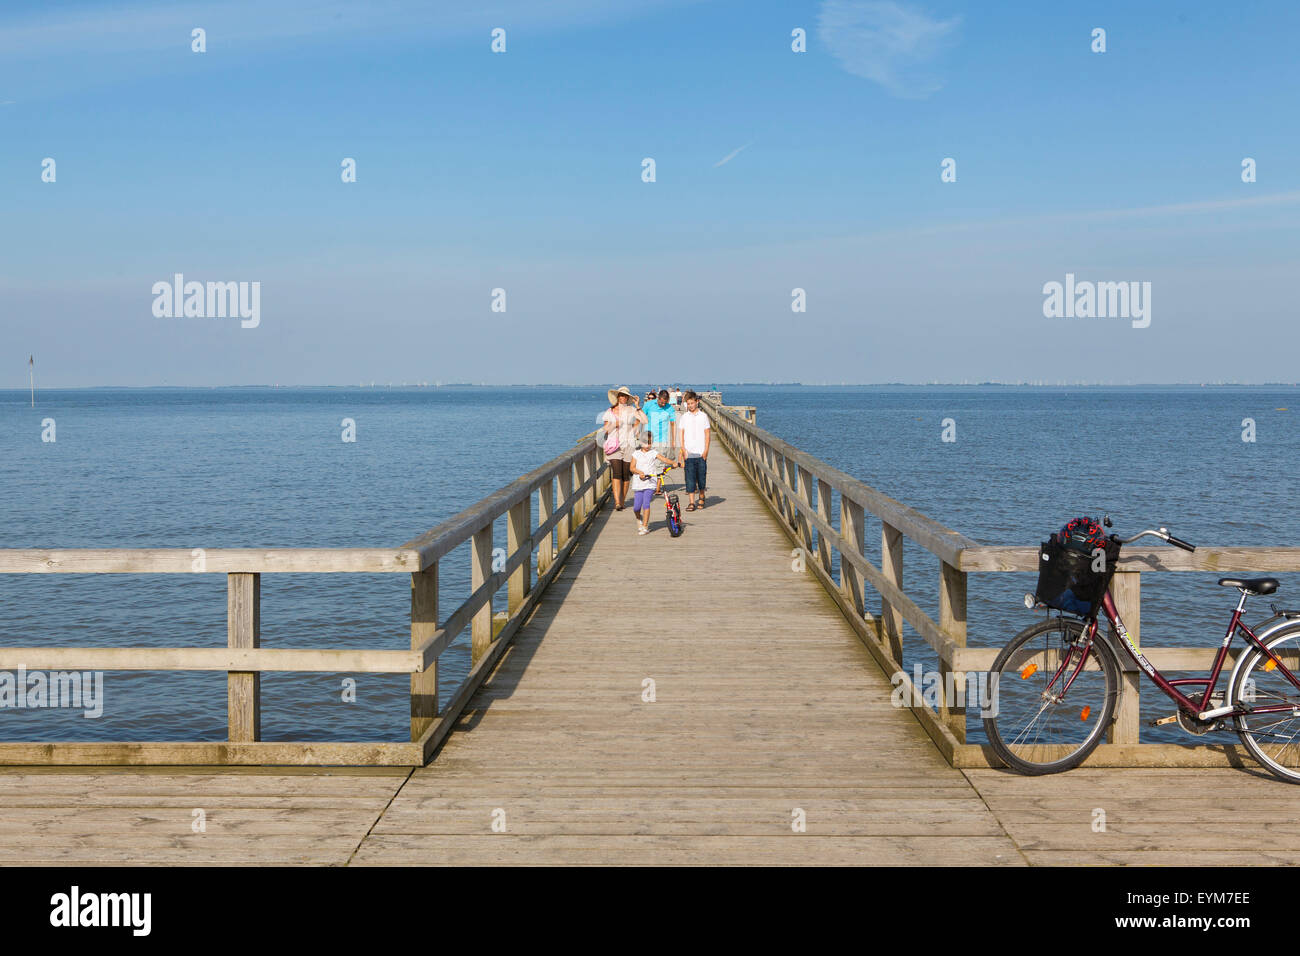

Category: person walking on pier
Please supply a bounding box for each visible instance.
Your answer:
[644,389,678,482]
[678,390,710,511]
[603,386,646,511]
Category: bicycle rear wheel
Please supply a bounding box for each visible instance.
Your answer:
[983,617,1119,775]
[1231,625,1300,784]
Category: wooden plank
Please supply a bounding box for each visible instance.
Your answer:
[840,497,865,617]
[0,741,422,766]
[795,466,814,553]
[508,496,531,613]
[713,438,962,765]
[410,565,438,741]
[957,544,1300,573]
[227,572,260,743]
[938,561,967,743]
[347,440,1009,865]
[536,478,554,575]
[557,467,574,551]
[0,548,418,574]
[0,646,419,673]
[707,432,962,663]
[352,834,1019,866]
[880,523,904,662]
[471,524,493,665]
[1108,570,1142,745]
[415,480,611,764]
[815,477,833,574]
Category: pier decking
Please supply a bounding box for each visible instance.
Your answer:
[8,444,1300,866]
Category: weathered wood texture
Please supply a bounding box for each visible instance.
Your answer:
[352,446,1019,866]
[0,769,410,865]
[2,443,1296,865]
[0,431,606,765]
[963,767,1300,865]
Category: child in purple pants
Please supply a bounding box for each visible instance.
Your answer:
[630,432,676,535]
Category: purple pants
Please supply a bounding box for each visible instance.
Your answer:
[633,488,655,512]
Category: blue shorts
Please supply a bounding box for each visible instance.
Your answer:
[633,488,655,512]
[684,455,707,493]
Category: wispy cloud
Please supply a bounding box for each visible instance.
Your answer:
[905,190,1300,237]
[817,0,960,98]
[0,0,697,57]
[712,142,752,168]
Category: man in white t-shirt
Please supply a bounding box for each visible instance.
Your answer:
[677,390,711,511]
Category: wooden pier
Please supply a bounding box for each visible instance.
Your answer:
[7,400,1300,864]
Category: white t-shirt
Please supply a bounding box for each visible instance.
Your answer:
[679,410,711,455]
[631,448,662,490]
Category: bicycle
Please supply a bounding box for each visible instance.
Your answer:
[655,464,676,497]
[983,519,1300,782]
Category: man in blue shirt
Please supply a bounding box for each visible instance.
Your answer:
[644,389,678,474]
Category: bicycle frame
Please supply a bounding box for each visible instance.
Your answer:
[1091,590,1300,718]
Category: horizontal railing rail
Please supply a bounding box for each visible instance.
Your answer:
[0,429,610,766]
[701,397,1300,769]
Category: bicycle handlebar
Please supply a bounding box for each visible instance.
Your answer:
[1118,527,1196,551]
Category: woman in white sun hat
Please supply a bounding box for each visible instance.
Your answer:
[602,386,647,511]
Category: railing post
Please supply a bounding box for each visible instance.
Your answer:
[537,478,554,575]
[507,495,531,612]
[795,465,814,554]
[881,523,904,661]
[1109,571,1141,746]
[226,572,260,743]
[938,561,968,743]
[573,456,587,524]
[764,444,779,509]
[840,496,865,617]
[586,449,599,511]
[471,524,493,664]
[557,466,574,550]
[772,453,789,526]
[815,478,833,574]
[410,564,438,741]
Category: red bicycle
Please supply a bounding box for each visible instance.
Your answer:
[984,520,1300,782]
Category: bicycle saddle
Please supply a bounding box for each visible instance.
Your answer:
[1218,577,1279,595]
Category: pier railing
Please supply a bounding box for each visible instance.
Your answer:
[701,396,1300,768]
[0,431,609,765]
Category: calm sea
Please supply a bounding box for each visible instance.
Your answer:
[2,385,1297,745]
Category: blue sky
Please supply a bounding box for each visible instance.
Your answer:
[4,0,1300,385]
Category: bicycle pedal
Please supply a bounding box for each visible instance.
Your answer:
[1150,714,1180,726]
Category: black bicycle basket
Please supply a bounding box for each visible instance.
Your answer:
[1034,535,1120,617]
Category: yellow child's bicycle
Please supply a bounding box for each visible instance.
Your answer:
[655,464,676,496]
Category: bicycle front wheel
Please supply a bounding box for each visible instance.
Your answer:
[983,617,1119,775]
[1231,625,1300,784]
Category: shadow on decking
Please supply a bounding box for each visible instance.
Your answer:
[432,503,614,750]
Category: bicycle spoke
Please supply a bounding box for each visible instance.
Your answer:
[1235,630,1300,779]
[984,618,1116,773]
